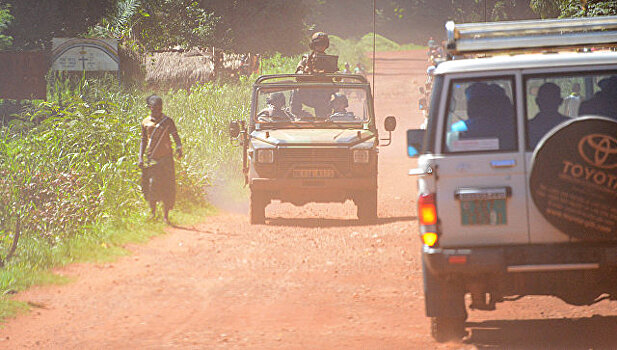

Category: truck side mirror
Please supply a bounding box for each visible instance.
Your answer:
[229,120,241,139]
[384,116,397,132]
[407,129,425,157]
[380,116,396,146]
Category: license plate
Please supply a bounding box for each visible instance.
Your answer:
[292,168,335,178]
[460,199,507,225]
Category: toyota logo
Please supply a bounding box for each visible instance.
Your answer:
[578,134,617,169]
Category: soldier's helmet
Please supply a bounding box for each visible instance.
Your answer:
[309,32,330,51]
[266,92,286,109]
[330,93,349,110]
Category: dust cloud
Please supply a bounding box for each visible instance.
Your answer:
[205,163,249,214]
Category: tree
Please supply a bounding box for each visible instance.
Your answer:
[531,0,617,18]
[90,0,308,54]
[0,0,115,50]
[203,0,309,54]
[304,0,537,44]
[91,0,219,52]
[530,0,561,18]
[0,4,13,49]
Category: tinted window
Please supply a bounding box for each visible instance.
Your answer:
[525,71,617,150]
[444,77,517,153]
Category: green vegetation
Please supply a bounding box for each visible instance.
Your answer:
[0,4,13,50]
[531,0,617,18]
[0,74,249,318]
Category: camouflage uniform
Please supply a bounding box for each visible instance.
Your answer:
[257,92,294,122]
[296,32,330,74]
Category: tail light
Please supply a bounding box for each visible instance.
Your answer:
[418,193,439,247]
[419,193,437,225]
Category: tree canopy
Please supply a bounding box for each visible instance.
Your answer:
[0,0,616,53]
[0,0,115,50]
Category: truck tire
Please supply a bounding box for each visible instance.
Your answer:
[356,190,377,223]
[423,260,467,342]
[250,191,268,224]
[431,317,465,343]
[430,316,466,343]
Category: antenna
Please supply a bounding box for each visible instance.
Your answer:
[372,0,376,98]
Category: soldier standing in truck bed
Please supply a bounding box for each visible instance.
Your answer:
[296,32,330,74]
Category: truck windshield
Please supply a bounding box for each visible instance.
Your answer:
[254,86,370,125]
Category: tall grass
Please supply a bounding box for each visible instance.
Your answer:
[0,75,250,308]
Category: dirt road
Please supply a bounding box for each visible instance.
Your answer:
[3,50,617,349]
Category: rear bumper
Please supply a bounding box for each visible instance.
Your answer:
[423,244,617,275]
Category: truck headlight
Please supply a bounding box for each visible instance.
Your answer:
[353,149,369,164]
[256,149,274,164]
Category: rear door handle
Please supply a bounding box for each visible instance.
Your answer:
[491,159,516,168]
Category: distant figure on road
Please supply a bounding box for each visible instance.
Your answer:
[342,62,352,74]
[563,82,581,117]
[353,62,366,77]
[139,95,183,224]
[528,82,569,149]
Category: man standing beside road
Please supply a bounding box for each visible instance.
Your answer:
[139,95,183,224]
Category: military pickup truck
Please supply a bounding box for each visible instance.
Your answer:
[407,16,617,342]
[230,73,396,224]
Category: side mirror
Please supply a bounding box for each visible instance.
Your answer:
[384,116,397,132]
[380,116,396,147]
[229,120,241,139]
[407,129,425,157]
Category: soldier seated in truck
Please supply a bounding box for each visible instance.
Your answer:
[328,93,357,121]
[257,92,295,122]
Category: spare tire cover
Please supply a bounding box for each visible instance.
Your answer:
[530,116,617,241]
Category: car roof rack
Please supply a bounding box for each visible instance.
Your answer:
[446,15,617,57]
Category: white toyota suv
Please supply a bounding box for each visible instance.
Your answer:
[408,16,617,342]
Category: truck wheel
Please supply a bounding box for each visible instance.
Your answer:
[431,316,466,343]
[356,190,377,223]
[250,191,268,224]
[423,260,467,342]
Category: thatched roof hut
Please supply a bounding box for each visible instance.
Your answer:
[143,48,255,91]
[144,48,215,90]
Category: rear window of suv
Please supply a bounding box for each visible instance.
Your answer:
[443,77,517,153]
[524,71,617,150]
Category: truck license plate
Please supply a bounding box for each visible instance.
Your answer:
[292,168,335,178]
[460,199,507,225]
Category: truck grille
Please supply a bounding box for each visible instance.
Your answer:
[278,148,350,177]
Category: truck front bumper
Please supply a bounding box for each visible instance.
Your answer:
[250,177,376,191]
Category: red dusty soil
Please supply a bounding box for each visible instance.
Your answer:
[3,50,617,349]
